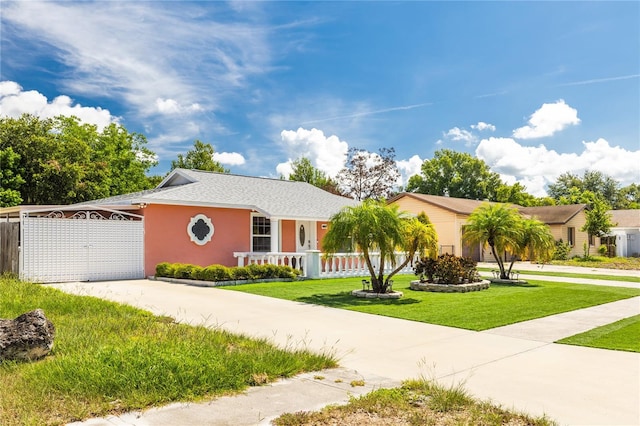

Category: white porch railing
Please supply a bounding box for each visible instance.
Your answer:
[233,251,418,279]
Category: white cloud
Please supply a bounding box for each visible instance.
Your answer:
[471,121,496,132]
[155,98,203,115]
[396,154,424,188]
[513,99,580,139]
[444,127,477,146]
[0,81,117,130]
[213,152,246,166]
[277,128,349,178]
[476,136,640,197]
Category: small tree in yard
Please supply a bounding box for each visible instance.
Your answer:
[323,200,437,293]
[464,203,555,280]
[580,194,616,258]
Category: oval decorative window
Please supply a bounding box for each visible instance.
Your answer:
[299,224,306,247]
[188,214,214,246]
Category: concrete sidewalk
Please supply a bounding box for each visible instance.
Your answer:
[51,275,640,426]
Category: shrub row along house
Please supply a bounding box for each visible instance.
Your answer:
[1,169,637,283]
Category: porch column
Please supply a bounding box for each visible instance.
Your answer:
[270,218,280,252]
[305,250,321,279]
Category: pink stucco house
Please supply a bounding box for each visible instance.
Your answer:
[93,168,359,275]
[4,169,358,282]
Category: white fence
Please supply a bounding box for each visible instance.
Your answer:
[233,251,418,279]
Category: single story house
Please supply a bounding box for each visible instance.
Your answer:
[605,209,640,257]
[388,192,590,260]
[1,169,358,282]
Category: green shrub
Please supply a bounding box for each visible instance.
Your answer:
[246,263,264,279]
[155,262,299,282]
[173,263,199,279]
[598,245,608,256]
[200,265,232,281]
[231,266,251,280]
[434,254,465,284]
[414,254,479,284]
[277,265,300,279]
[553,240,571,260]
[155,262,174,277]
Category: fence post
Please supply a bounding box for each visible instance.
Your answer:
[305,250,321,278]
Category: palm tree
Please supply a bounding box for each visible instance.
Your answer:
[516,217,556,265]
[463,203,522,279]
[323,200,437,293]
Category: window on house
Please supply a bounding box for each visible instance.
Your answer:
[252,215,271,252]
[568,227,575,246]
[588,234,595,246]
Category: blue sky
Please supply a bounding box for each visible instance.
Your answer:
[1,1,638,196]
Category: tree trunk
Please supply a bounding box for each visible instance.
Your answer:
[489,244,508,279]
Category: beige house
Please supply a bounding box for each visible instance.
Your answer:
[388,193,589,260]
[606,210,640,257]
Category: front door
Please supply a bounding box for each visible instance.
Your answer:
[295,221,316,252]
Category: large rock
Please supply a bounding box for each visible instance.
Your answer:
[0,309,55,361]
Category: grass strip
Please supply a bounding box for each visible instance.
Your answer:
[223,275,640,331]
[556,315,640,352]
[477,267,640,283]
[0,277,336,426]
[274,377,556,425]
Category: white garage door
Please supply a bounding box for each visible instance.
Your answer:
[20,208,144,283]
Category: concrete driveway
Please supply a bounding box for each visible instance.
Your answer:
[49,274,640,426]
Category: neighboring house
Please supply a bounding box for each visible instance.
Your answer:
[388,193,487,259]
[519,204,589,256]
[388,193,590,260]
[606,210,640,257]
[1,169,358,282]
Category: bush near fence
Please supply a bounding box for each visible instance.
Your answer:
[155,262,300,282]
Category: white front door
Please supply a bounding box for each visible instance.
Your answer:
[295,221,316,252]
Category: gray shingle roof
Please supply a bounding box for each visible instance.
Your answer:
[609,209,640,228]
[88,169,358,220]
[519,204,587,224]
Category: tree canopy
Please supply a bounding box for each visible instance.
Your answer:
[170,140,228,173]
[0,114,157,206]
[548,170,637,209]
[336,147,400,201]
[322,200,437,293]
[285,157,342,195]
[406,149,503,201]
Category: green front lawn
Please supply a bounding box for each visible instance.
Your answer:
[477,268,640,283]
[0,277,336,426]
[556,315,640,352]
[223,275,640,331]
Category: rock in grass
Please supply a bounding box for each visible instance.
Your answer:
[0,309,55,361]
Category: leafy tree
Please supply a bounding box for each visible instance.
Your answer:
[494,182,551,206]
[580,194,616,258]
[548,171,623,208]
[0,146,24,206]
[322,200,437,293]
[0,114,158,205]
[171,140,228,173]
[336,147,400,200]
[406,149,502,200]
[92,122,158,196]
[617,183,640,209]
[286,157,343,195]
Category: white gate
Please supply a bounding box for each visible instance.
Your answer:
[20,208,144,283]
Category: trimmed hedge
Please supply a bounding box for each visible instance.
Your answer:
[155,262,300,282]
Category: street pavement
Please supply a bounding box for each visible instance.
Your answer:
[52,264,640,426]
